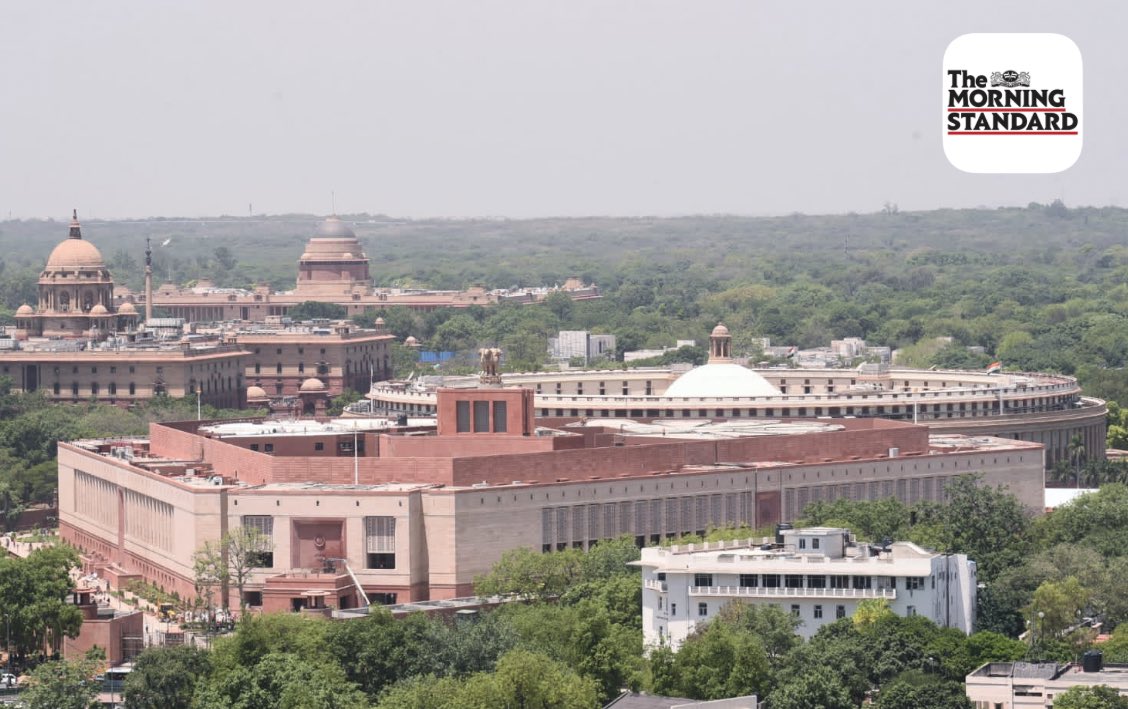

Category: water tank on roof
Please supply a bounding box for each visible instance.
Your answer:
[1083,650,1103,673]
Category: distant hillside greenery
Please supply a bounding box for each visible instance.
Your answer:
[4,202,1128,397]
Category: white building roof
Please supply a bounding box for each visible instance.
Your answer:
[665,362,781,399]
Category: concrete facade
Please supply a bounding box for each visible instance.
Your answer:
[58,389,1044,615]
[966,660,1128,708]
[637,527,977,649]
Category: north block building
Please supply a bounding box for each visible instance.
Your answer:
[58,385,1043,615]
[636,527,977,649]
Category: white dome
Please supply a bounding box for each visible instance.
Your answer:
[665,362,780,399]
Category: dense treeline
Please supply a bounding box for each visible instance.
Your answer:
[7,204,1128,398]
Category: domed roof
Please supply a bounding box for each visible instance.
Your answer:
[299,377,327,392]
[89,303,110,316]
[247,385,268,399]
[315,216,356,239]
[118,302,138,315]
[665,362,780,399]
[44,210,107,272]
[15,304,33,317]
[404,335,418,346]
[374,317,386,325]
[712,323,730,337]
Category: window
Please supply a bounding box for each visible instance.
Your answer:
[836,605,846,619]
[853,576,872,589]
[264,443,274,453]
[807,575,826,589]
[254,363,261,374]
[473,400,490,433]
[493,401,508,433]
[276,363,282,374]
[814,605,823,619]
[739,574,758,588]
[670,603,677,617]
[298,362,305,374]
[53,383,60,395]
[250,444,259,451]
[314,442,324,451]
[243,591,263,607]
[365,516,396,569]
[785,574,804,588]
[693,573,713,588]
[129,366,135,374]
[906,577,925,590]
[790,604,801,617]
[242,516,274,567]
[813,538,820,549]
[799,538,806,549]
[697,602,708,617]
[762,574,781,588]
[907,605,917,617]
[456,401,471,433]
[71,382,79,397]
[110,366,116,374]
[129,382,136,395]
[108,382,116,395]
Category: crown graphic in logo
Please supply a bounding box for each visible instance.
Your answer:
[990,70,1030,88]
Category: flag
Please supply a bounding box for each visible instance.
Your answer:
[986,361,1002,374]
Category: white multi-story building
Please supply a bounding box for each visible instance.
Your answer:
[549,330,616,363]
[636,527,977,649]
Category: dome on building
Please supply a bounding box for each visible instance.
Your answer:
[247,385,267,400]
[711,323,730,337]
[15,304,33,317]
[404,335,418,346]
[299,377,327,392]
[89,303,110,316]
[665,362,780,399]
[44,210,107,272]
[374,317,386,326]
[46,239,106,271]
[315,216,356,239]
[118,302,138,315]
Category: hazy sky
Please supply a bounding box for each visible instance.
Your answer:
[2,1,1125,220]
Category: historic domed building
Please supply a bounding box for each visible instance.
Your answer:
[15,211,138,339]
[664,323,781,398]
[293,216,371,297]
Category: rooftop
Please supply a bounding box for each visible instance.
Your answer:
[199,417,436,439]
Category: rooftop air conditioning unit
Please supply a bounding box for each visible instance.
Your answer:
[209,476,224,486]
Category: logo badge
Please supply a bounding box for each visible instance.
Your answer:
[943,34,1083,173]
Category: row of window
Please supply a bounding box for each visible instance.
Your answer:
[55,382,136,396]
[253,362,330,375]
[683,572,929,591]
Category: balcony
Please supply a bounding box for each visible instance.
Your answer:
[644,579,668,592]
[689,585,896,600]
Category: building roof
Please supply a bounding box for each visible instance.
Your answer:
[313,216,356,239]
[45,235,106,271]
[664,362,781,399]
[299,377,327,392]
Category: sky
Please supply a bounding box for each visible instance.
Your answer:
[1,1,1125,220]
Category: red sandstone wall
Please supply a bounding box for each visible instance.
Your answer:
[379,434,557,459]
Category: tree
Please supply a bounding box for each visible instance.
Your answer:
[936,475,1032,582]
[875,670,972,709]
[213,246,237,272]
[1053,684,1128,709]
[375,649,600,709]
[768,665,854,709]
[194,651,368,709]
[0,545,83,660]
[192,540,226,623]
[123,645,212,709]
[21,653,102,709]
[1026,577,1090,645]
[286,301,347,321]
[854,598,896,627]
